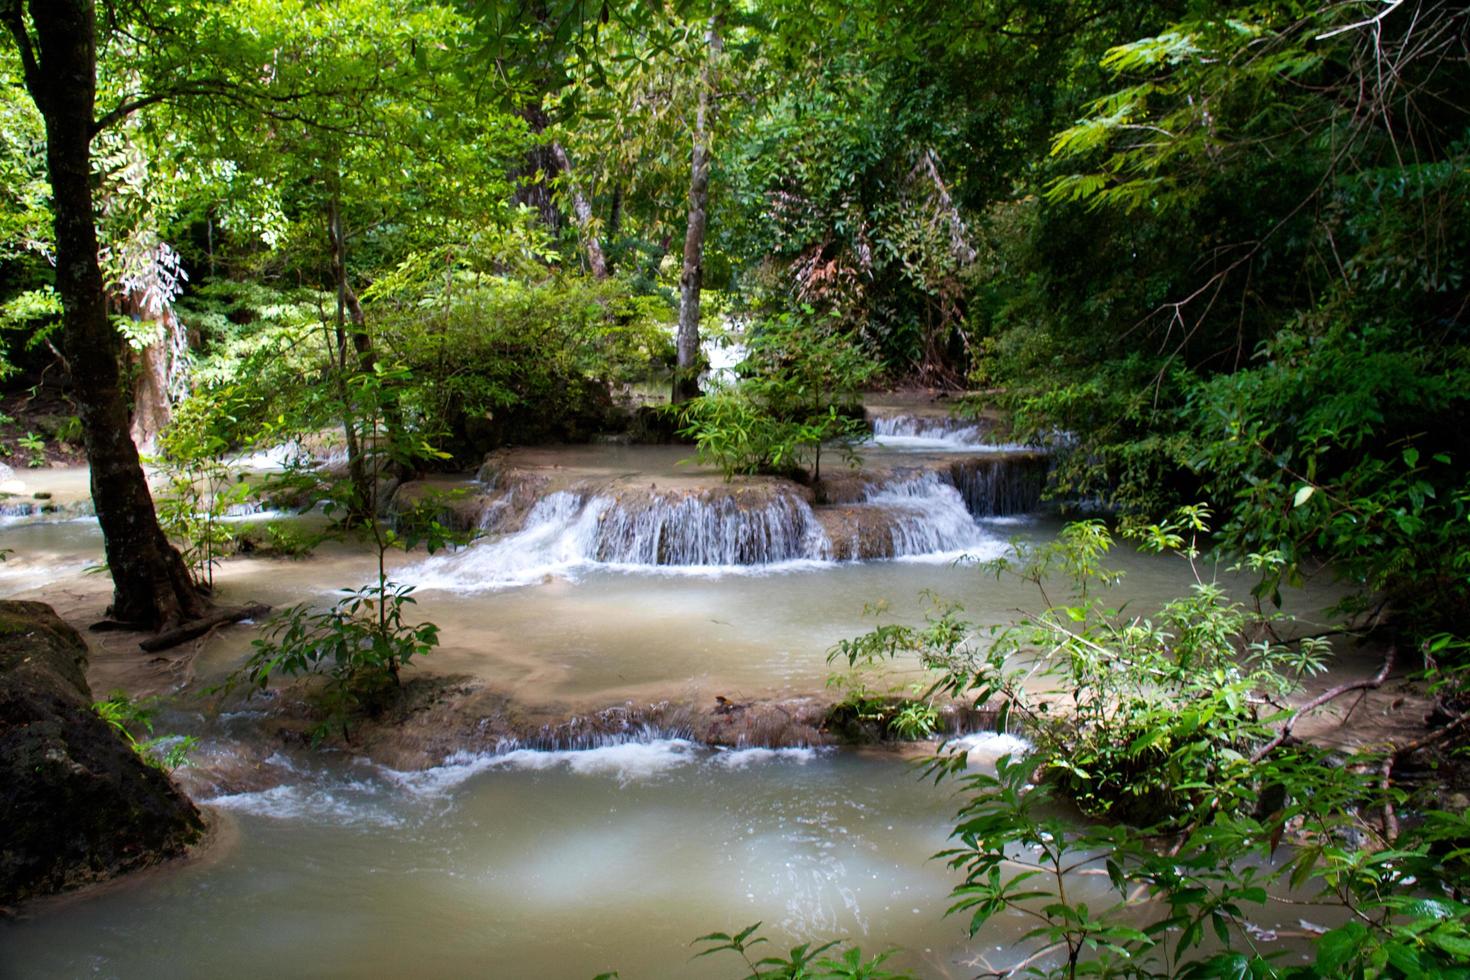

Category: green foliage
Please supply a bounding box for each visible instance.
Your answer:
[379,273,674,455]
[678,311,876,485]
[177,273,671,463]
[223,365,463,738]
[970,0,1470,643]
[823,673,938,743]
[16,430,43,467]
[694,923,910,980]
[1190,320,1470,632]
[152,400,251,591]
[259,521,319,559]
[236,582,440,739]
[838,514,1470,976]
[92,692,198,774]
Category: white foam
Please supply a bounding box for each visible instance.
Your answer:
[860,472,1000,558]
[868,415,1028,453]
[978,514,1036,527]
[403,492,608,591]
[399,464,1020,594]
[710,746,818,768]
[401,490,837,592]
[387,739,699,791]
[945,732,1032,766]
[204,783,402,827]
[384,739,828,794]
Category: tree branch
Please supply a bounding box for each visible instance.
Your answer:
[1250,645,1396,763]
[1316,0,1406,41]
[1379,704,1470,841]
[1,0,44,107]
[92,79,375,137]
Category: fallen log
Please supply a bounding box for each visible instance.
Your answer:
[139,603,271,653]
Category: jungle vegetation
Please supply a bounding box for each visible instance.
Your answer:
[2,0,1467,976]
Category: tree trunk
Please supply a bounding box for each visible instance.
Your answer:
[128,300,181,453]
[511,103,563,233]
[673,18,722,404]
[608,184,623,241]
[326,194,374,521]
[4,0,204,630]
[549,141,608,280]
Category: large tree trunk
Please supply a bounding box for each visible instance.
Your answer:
[673,18,722,404]
[549,141,608,280]
[511,103,563,233]
[4,0,204,629]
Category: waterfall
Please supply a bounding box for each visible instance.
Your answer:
[593,491,826,565]
[946,455,1048,517]
[869,412,1038,452]
[870,414,989,446]
[404,488,831,590]
[0,499,94,522]
[858,471,993,558]
[403,456,1032,591]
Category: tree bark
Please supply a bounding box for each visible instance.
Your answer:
[510,103,563,233]
[673,18,722,404]
[549,141,608,280]
[138,602,271,653]
[128,300,181,452]
[326,193,373,520]
[4,0,203,630]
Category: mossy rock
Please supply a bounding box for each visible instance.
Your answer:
[0,601,204,906]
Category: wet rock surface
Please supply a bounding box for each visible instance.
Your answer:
[0,601,203,907]
[189,675,840,788]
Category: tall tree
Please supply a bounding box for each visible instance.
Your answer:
[1,0,203,629]
[673,16,722,403]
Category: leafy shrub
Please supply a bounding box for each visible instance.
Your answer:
[380,273,674,455]
[694,923,910,980]
[678,311,876,486]
[92,692,197,773]
[835,509,1470,976]
[236,582,439,739]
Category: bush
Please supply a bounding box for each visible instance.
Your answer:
[381,273,674,456]
[834,509,1470,976]
[677,310,876,486]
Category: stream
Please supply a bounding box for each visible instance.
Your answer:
[0,426,1345,977]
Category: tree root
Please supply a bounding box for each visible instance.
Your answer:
[138,603,271,653]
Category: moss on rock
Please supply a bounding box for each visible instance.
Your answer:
[0,601,204,906]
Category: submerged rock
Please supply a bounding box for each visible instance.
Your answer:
[0,601,203,907]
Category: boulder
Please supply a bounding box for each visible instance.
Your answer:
[0,601,203,906]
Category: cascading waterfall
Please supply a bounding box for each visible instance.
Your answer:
[0,499,93,521]
[404,488,833,590]
[946,455,1048,517]
[593,491,827,565]
[870,414,988,445]
[857,471,994,557]
[404,456,1039,591]
[867,413,1037,454]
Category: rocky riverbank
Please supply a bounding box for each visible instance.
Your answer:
[0,601,205,909]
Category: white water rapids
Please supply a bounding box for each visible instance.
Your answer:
[402,471,1009,592]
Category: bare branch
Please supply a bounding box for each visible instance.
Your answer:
[1250,645,1397,763]
[1316,0,1406,41]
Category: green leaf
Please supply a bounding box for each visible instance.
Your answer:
[1316,922,1368,973]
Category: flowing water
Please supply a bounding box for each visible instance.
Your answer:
[0,432,1347,977]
